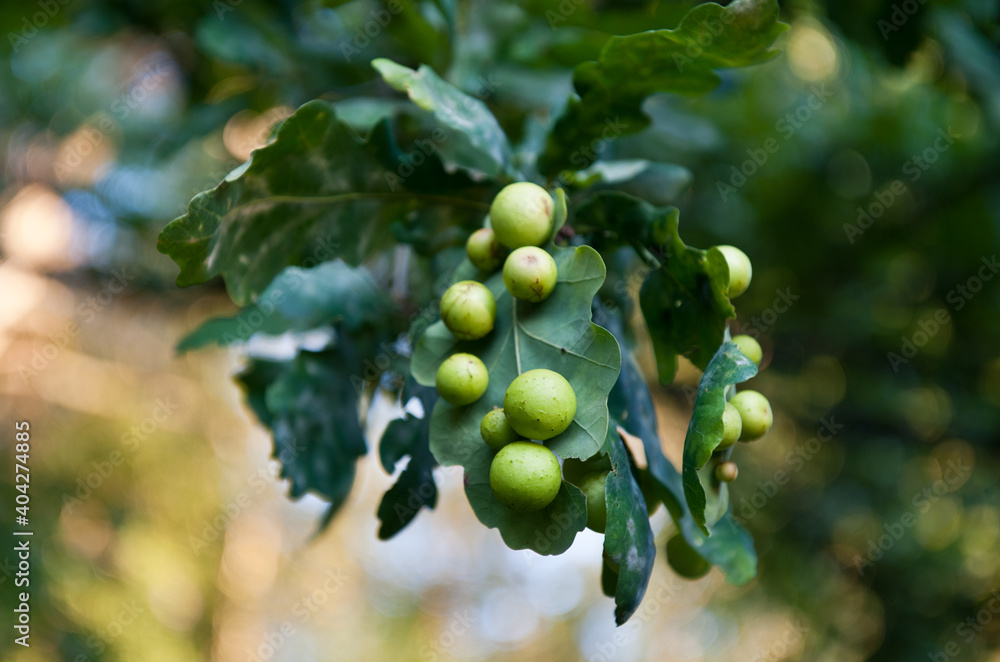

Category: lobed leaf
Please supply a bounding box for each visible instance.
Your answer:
[412,242,621,464]
[578,192,735,384]
[410,191,621,553]
[376,384,440,540]
[236,350,366,524]
[158,100,490,306]
[639,210,735,384]
[538,0,788,175]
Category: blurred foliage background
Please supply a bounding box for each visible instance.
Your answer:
[1,0,999,660]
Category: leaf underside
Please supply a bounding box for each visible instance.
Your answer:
[603,428,657,625]
[373,58,518,179]
[681,342,758,535]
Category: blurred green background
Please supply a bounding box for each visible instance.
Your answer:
[1,0,999,660]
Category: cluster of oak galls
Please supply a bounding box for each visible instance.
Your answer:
[433,183,773,546]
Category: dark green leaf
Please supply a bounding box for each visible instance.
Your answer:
[158,101,489,305]
[538,0,788,175]
[177,261,394,352]
[603,307,757,585]
[603,428,657,625]
[676,515,757,585]
[235,359,286,428]
[373,58,517,178]
[601,555,620,598]
[237,350,366,523]
[639,208,735,384]
[573,190,678,254]
[682,342,758,535]
[377,384,439,540]
[379,383,438,474]
[578,193,735,383]
[605,318,684,515]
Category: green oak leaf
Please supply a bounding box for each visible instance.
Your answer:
[177,260,393,352]
[603,427,657,625]
[235,350,366,524]
[376,384,439,540]
[682,342,758,535]
[577,192,735,384]
[603,307,757,585]
[373,58,517,178]
[538,0,787,175]
[412,242,621,464]
[464,443,588,555]
[639,208,736,384]
[573,190,677,258]
[158,100,490,306]
[409,190,620,554]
